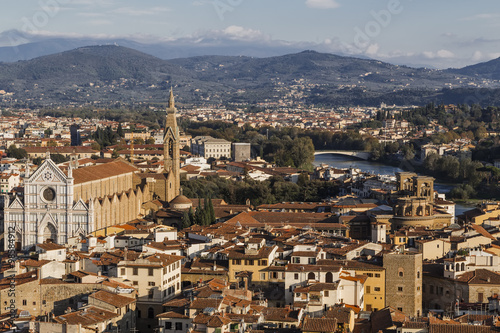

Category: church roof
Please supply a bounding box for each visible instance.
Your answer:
[71,160,138,184]
[170,195,192,205]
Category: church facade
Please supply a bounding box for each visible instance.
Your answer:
[2,156,93,250]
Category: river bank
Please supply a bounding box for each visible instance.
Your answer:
[313,153,474,215]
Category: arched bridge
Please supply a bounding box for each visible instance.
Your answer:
[314,150,372,160]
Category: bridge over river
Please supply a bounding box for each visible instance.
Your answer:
[314,150,372,160]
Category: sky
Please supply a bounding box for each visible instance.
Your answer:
[1,0,500,68]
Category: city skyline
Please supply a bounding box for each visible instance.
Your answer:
[0,0,499,68]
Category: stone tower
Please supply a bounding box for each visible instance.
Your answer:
[163,88,180,201]
[383,252,423,317]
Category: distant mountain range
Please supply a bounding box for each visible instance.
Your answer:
[1,44,500,107]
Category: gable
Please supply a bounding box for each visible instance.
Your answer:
[29,159,68,185]
[8,196,24,210]
[72,199,89,211]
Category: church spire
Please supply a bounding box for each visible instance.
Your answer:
[169,87,175,109]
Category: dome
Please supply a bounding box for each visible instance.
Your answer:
[169,195,192,210]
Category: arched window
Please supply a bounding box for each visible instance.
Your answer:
[398,268,404,277]
[325,272,333,283]
[456,263,460,271]
[148,307,154,319]
[308,272,315,280]
[461,263,465,271]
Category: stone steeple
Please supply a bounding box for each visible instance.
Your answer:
[163,87,181,200]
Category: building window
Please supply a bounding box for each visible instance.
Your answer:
[325,291,329,297]
[175,322,183,331]
[165,322,172,330]
[261,260,267,266]
[375,274,380,278]
[22,300,27,306]
[398,271,404,277]
[133,281,138,286]
[121,268,125,276]
[366,286,371,293]
[294,273,299,280]
[260,273,266,280]
[398,307,403,312]
[293,257,300,263]
[149,268,154,276]
[296,293,301,297]
[398,287,403,292]
[133,267,138,275]
[374,287,380,292]
[149,282,155,286]
[148,307,154,319]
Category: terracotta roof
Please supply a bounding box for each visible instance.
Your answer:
[0,271,38,290]
[325,307,352,324]
[89,290,135,308]
[157,311,189,319]
[190,298,222,310]
[456,269,500,285]
[302,317,338,332]
[262,307,301,322]
[429,324,496,333]
[207,315,232,327]
[72,160,138,184]
[170,195,193,205]
[36,243,65,251]
[54,306,119,326]
[470,224,496,240]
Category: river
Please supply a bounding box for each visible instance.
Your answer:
[313,154,474,216]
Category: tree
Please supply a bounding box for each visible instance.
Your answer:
[44,128,53,137]
[146,137,156,145]
[6,145,27,159]
[133,138,145,145]
[51,153,68,164]
[182,210,191,229]
[117,123,124,137]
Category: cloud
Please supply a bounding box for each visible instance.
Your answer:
[112,6,171,16]
[305,0,340,9]
[461,13,500,21]
[422,49,455,59]
[199,25,270,42]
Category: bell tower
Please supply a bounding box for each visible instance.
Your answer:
[163,88,180,200]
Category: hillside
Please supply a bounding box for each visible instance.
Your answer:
[1,46,500,107]
[446,57,500,80]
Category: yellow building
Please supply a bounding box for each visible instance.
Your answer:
[343,261,386,312]
[226,239,278,283]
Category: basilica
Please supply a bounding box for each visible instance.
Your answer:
[1,89,181,250]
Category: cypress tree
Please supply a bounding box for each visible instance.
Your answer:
[182,210,191,229]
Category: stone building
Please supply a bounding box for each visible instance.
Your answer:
[1,90,181,250]
[383,252,422,317]
[1,157,150,250]
[371,172,453,230]
[232,143,251,162]
[190,136,231,160]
